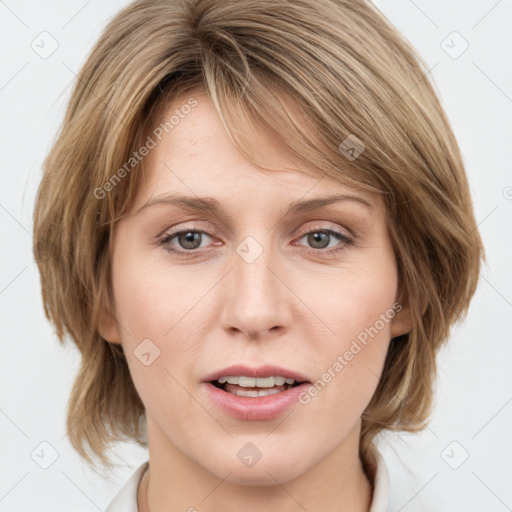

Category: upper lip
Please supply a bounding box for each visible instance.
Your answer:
[203,364,311,383]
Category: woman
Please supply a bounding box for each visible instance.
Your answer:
[32,0,484,510]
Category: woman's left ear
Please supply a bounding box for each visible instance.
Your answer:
[389,287,428,337]
[390,303,413,338]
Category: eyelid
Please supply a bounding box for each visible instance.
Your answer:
[294,221,352,240]
[156,220,215,239]
[159,219,352,241]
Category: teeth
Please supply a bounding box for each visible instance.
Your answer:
[217,375,296,387]
[232,387,282,397]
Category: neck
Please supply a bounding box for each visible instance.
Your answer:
[138,419,373,512]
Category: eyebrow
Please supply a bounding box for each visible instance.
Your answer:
[134,192,374,217]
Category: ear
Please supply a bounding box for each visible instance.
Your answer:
[97,291,122,344]
[389,286,427,338]
[389,302,413,338]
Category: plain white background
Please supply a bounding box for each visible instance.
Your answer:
[0,1,511,510]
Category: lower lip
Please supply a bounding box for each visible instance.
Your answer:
[203,382,311,421]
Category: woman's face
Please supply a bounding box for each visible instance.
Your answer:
[100,90,411,485]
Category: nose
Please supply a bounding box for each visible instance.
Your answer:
[219,237,293,341]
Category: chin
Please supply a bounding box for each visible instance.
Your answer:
[205,452,307,486]
[226,466,302,486]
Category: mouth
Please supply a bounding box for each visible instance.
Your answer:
[210,376,305,397]
[202,365,312,420]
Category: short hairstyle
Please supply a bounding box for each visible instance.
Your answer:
[32,0,484,478]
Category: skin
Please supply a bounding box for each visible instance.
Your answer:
[99,88,412,512]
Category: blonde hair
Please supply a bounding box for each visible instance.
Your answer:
[32,0,484,480]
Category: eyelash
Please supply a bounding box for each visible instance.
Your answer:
[158,223,353,258]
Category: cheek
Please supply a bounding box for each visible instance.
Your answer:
[109,240,200,387]
[111,244,198,342]
[110,253,205,425]
[300,252,398,416]
[314,254,398,346]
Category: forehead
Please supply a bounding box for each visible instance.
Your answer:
[134,90,378,212]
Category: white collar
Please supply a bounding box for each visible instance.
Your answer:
[105,451,390,512]
[370,448,390,511]
[105,459,148,512]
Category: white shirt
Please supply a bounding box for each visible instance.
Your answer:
[105,450,390,512]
